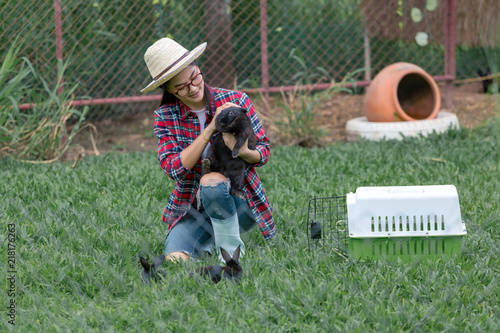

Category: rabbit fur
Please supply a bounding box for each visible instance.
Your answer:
[189,246,242,284]
[202,106,256,200]
[139,254,167,284]
[477,68,493,93]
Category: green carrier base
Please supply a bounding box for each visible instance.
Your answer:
[349,236,464,262]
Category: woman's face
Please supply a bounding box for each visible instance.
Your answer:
[167,65,205,110]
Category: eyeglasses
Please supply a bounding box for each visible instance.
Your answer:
[171,70,203,97]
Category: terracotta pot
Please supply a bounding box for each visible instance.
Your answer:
[364,62,441,122]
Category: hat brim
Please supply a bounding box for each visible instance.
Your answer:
[140,42,207,93]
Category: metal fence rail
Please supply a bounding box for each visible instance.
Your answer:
[1,0,463,118]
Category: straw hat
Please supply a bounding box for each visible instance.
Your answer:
[141,38,207,93]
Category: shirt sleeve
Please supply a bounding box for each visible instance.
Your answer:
[154,109,191,181]
[238,93,270,167]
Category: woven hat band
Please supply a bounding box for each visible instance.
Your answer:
[153,51,191,81]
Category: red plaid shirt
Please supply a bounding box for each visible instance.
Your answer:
[153,85,276,240]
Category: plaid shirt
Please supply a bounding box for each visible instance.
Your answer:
[154,85,276,240]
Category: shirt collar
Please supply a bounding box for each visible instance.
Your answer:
[206,85,216,122]
[178,100,191,121]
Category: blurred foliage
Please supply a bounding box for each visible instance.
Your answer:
[0,39,88,162]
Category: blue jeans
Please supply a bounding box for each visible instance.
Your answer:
[164,181,256,259]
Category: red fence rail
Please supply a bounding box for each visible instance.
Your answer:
[1,0,456,116]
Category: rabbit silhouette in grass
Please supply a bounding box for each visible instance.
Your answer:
[189,246,242,284]
[139,254,167,284]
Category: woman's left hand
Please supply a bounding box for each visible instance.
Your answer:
[222,133,250,158]
[222,133,241,152]
[222,133,262,164]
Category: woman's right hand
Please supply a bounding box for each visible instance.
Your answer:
[206,102,240,134]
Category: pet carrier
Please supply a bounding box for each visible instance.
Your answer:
[307,185,467,261]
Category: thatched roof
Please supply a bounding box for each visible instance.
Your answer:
[361,0,500,47]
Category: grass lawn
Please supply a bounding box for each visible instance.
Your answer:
[1,122,499,332]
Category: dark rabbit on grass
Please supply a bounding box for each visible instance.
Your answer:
[202,106,256,200]
[189,246,242,284]
[139,254,167,284]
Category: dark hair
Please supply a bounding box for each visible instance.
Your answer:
[159,60,212,114]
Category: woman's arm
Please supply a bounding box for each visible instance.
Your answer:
[238,93,270,167]
[178,127,213,170]
[155,102,241,178]
[216,92,270,166]
[154,110,190,181]
[179,102,240,170]
[222,134,262,164]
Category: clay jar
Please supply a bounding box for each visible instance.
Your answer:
[364,62,441,122]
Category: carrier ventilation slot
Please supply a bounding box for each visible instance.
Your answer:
[370,215,446,233]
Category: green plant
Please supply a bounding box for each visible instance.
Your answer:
[0,39,33,113]
[274,87,326,147]
[287,48,334,86]
[274,52,365,147]
[0,40,88,162]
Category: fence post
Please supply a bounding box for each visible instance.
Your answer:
[54,0,64,95]
[363,17,372,82]
[54,0,69,160]
[444,0,456,109]
[260,0,269,117]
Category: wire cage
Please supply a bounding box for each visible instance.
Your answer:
[306,196,349,257]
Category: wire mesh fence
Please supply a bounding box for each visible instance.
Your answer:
[1,0,497,119]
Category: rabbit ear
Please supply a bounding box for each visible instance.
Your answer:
[139,256,150,270]
[233,245,241,261]
[220,247,232,263]
[152,254,166,268]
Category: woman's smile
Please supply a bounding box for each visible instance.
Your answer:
[189,89,201,99]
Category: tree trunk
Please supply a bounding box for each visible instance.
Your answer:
[204,0,235,89]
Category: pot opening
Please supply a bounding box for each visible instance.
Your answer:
[397,73,436,120]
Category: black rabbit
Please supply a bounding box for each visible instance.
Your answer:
[189,246,242,284]
[477,68,493,93]
[203,106,256,200]
[139,254,167,284]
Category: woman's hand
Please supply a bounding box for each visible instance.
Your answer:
[222,133,261,164]
[222,133,243,153]
[206,102,240,134]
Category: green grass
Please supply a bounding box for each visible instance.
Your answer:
[1,122,499,332]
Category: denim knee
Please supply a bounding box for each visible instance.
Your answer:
[200,181,237,220]
[164,207,213,258]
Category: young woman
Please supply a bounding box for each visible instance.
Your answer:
[141,38,276,262]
